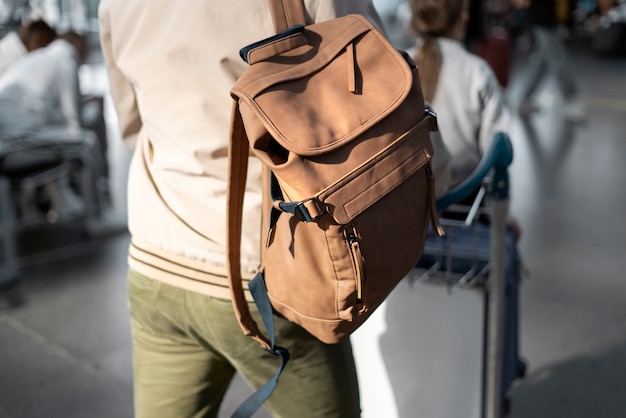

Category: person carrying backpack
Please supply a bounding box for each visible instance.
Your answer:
[98,1,385,417]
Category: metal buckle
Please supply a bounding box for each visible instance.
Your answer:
[293,202,314,222]
[293,198,325,223]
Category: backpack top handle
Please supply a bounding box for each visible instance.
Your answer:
[239,0,308,64]
[268,0,306,32]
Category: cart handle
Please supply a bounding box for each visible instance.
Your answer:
[436,132,513,211]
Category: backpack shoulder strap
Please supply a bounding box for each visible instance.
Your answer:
[227,98,291,418]
[226,101,272,350]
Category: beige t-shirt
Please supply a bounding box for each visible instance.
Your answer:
[99,0,384,297]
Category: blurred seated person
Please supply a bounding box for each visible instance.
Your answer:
[0,31,89,138]
[586,0,618,28]
[408,0,511,189]
[0,32,101,220]
[408,0,521,239]
[598,0,626,27]
[0,19,57,76]
[584,0,626,54]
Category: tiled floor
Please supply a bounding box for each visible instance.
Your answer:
[1,37,625,418]
[504,46,626,417]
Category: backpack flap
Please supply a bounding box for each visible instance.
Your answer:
[232,14,424,200]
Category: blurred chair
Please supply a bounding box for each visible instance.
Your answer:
[0,94,114,289]
[0,94,109,229]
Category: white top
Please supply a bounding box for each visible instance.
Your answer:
[0,39,82,140]
[409,38,511,187]
[0,32,26,77]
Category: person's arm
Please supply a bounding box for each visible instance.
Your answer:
[98,1,142,152]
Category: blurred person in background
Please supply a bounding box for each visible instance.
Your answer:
[584,0,619,29]
[408,0,511,188]
[513,0,585,120]
[0,19,57,76]
[0,32,97,219]
[0,31,88,140]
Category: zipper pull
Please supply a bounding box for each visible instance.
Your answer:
[346,228,365,305]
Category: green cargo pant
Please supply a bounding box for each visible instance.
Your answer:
[128,269,361,418]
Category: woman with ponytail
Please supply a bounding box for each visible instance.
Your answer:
[408,0,511,187]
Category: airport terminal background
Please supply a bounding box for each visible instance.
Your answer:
[1,1,626,417]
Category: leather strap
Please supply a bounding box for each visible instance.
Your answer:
[226,102,272,350]
[227,3,305,416]
[227,102,290,418]
[267,0,306,33]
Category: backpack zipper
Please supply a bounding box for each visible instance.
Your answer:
[345,225,366,310]
[426,164,445,237]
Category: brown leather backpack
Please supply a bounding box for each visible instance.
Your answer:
[226,1,443,415]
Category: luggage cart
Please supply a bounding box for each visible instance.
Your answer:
[413,132,525,418]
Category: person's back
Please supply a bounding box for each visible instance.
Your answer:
[99,2,277,277]
[98,0,383,293]
[408,0,510,188]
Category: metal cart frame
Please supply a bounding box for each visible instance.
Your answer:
[413,132,521,418]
